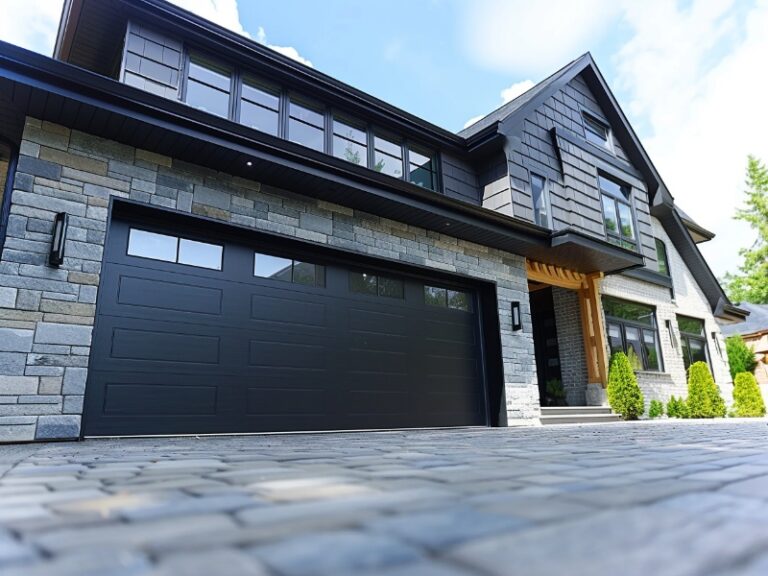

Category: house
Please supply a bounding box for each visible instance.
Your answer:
[0,0,747,442]
[721,303,768,391]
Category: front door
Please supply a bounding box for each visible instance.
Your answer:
[529,287,563,406]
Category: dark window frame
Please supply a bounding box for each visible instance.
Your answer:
[424,284,473,312]
[582,110,613,151]
[655,237,675,299]
[253,250,326,288]
[598,173,638,251]
[348,269,404,299]
[677,315,711,373]
[529,171,551,228]
[126,227,224,271]
[182,53,234,119]
[178,46,440,191]
[603,296,663,372]
[0,137,18,262]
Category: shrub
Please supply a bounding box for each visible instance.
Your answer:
[648,399,664,419]
[678,398,690,419]
[607,352,645,420]
[732,372,766,417]
[726,336,757,380]
[687,362,726,418]
[544,378,566,406]
[667,396,678,418]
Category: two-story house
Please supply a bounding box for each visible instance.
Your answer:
[0,0,747,441]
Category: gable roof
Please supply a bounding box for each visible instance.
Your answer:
[720,303,768,336]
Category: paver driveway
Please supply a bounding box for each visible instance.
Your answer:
[1,420,768,576]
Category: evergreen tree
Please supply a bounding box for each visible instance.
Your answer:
[607,352,645,420]
[732,372,766,417]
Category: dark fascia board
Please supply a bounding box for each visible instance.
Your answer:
[682,217,716,243]
[550,229,645,274]
[653,202,747,321]
[111,0,467,153]
[53,0,79,61]
[622,267,673,289]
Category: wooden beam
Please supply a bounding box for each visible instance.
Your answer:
[526,259,585,290]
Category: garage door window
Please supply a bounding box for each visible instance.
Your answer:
[254,252,325,287]
[424,285,472,312]
[127,229,223,270]
[349,271,404,298]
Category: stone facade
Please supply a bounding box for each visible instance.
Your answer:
[551,287,587,406]
[600,217,733,407]
[0,118,539,442]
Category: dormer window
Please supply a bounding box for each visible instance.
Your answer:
[185,55,231,118]
[599,174,636,250]
[583,112,611,149]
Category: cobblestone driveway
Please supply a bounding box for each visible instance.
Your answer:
[2,420,768,576]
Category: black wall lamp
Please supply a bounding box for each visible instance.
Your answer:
[511,301,522,331]
[49,212,68,267]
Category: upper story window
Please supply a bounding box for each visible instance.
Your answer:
[677,315,709,371]
[288,97,325,152]
[333,116,367,166]
[599,174,636,250]
[408,145,436,190]
[655,238,670,276]
[530,173,551,228]
[185,55,231,118]
[583,112,611,149]
[239,78,280,136]
[603,296,661,371]
[373,133,404,178]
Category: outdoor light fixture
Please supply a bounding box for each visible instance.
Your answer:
[511,301,522,331]
[49,212,68,267]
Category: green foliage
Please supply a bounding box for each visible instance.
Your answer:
[607,352,645,420]
[723,156,768,303]
[726,336,757,379]
[732,372,766,417]
[648,399,664,419]
[666,396,689,418]
[544,378,566,406]
[687,362,726,418]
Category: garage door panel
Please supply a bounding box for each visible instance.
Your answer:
[84,216,489,436]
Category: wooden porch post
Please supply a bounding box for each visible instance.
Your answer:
[579,273,608,387]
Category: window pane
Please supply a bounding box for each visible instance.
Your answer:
[608,323,623,356]
[374,135,402,157]
[643,330,660,371]
[254,253,292,281]
[178,239,222,270]
[617,202,635,240]
[186,80,230,117]
[584,114,609,146]
[373,151,403,178]
[677,316,705,336]
[333,118,367,145]
[378,277,404,299]
[624,326,644,370]
[242,81,279,110]
[424,286,447,307]
[289,119,324,152]
[681,337,692,370]
[602,296,654,326]
[598,176,628,199]
[689,338,708,365]
[289,100,324,127]
[128,229,177,262]
[189,60,230,91]
[293,261,324,287]
[447,290,471,311]
[602,196,618,234]
[656,239,670,276]
[531,174,549,227]
[350,272,378,295]
[409,164,434,190]
[333,136,366,165]
[240,100,279,135]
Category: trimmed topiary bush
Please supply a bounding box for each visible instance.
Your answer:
[607,352,645,420]
[687,361,726,418]
[648,399,664,419]
[726,336,757,380]
[667,396,679,418]
[732,372,766,417]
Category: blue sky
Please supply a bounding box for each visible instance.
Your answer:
[1,0,767,281]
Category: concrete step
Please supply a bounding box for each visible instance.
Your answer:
[540,406,621,425]
[540,406,612,416]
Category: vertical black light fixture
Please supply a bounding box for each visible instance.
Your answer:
[49,212,68,267]
[511,301,522,331]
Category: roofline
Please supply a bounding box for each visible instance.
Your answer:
[681,216,716,243]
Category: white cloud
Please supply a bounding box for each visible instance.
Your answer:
[613,0,768,278]
[255,26,313,68]
[0,0,62,56]
[463,79,535,129]
[168,0,249,36]
[463,0,621,76]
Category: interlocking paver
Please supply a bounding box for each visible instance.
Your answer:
[1,420,767,575]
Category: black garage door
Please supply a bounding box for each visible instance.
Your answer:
[83,215,488,436]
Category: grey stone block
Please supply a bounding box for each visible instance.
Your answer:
[62,367,87,395]
[34,323,92,346]
[39,377,63,395]
[63,395,84,414]
[194,185,231,210]
[0,376,39,395]
[16,156,62,180]
[0,353,27,376]
[0,329,34,353]
[78,285,98,304]
[18,395,61,404]
[0,424,36,443]
[0,286,17,308]
[299,213,333,235]
[35,415,81,440]
[16,289,42,310]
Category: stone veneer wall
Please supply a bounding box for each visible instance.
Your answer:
[0,118,539,442]
[551,287,588,406]
[601,217,733,408]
